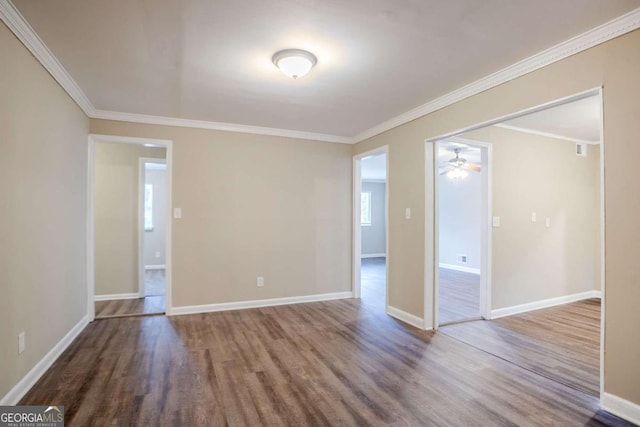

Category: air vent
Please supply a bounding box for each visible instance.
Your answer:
[576,143,587,157]
[456,254,468,264]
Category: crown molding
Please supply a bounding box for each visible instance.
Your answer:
[494,123,599,144]
[3,0,639,145]
[91,110,352,144]
[352,7,640,144]
[0,0,95,116]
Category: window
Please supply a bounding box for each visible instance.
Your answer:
[144,184,153,231]
[361,191,372,226]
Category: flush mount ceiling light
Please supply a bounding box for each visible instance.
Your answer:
[272,49,317,79]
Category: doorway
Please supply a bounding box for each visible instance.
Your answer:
[87,135,173,320]
[428,88,604,398]
[436,138,491,325]
[139,159,167,309]
[353,146,389,312]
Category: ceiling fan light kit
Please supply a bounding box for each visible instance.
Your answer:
[272,49,317,79]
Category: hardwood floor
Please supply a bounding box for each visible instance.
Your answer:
[95,295,165,318]
[441,298,601,396]
[361,257,386,309]
[438,267,480,324]
[22,297,629,426]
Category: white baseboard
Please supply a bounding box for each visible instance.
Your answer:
[602,392,640,425]
[171,291,353,316]
[490,290,602,319]
[0,315,89,405]
[144,264,166,270]
[362,253,386,259]
[439,263,480,274]
[94,293,141,301]
[386,306,425,329]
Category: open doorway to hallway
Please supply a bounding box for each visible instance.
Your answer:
[90,137,171,319]
[360,152,387,309]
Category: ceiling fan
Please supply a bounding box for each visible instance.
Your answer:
[439,147,481,179]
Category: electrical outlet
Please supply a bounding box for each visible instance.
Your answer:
[492,216,501,227]
[18,332,25,354]
[531,212,537,223]
[456,254,468,264]
[257,276,264,287]
[405,208,411,219]
[545,217,551,228]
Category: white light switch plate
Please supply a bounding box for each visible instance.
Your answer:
[173,207,182,219]
[546,217,551,228]
[405,208,411,219]
[18,332,25,354]
[492,216,501,227]
[531,212,537,222]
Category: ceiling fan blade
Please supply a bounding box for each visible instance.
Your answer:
[462,163,481,172]
[439,168,452,175]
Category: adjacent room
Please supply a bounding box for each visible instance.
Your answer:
[2,0,640,425]
[93,141,168,318]
[439,94,603,397]
[437,141,484,325]
[360,152,388,310]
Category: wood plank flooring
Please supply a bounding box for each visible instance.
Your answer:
[361,257,386,309]
[441,298,601,396]
[438,267,480,324]
[21,297,629,426]
[95,295,165,318]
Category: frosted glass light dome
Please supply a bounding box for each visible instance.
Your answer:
[272,49,317,79]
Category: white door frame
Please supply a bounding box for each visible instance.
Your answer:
[138,158,167,298]
[424,86,605,401]
[432,137,492,328]
[353,145,389,311]
[87,134,174,321]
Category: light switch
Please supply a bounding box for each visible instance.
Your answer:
[531,212,537,223]
[545,217,551,228]
[173,207,182,219]
[405,208,411,220]
[492,216,501,227]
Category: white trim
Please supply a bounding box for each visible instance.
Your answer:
[0,315,89,405]
[92,110,351,144]
[494,123,598,145]
[352,8,640,143]
[598,87,606,400]
[0,0,95,116]
[439,263,480,275]
[386,306,426,329]
[94,293,141,302]
[361,253,386,259]
[171,291,353,316]
[490,290,602,319]
[145,264,166,270]
[362,178,387,183]
[88,134,173,319]
[601,393,640,426]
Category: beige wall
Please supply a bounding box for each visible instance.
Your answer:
[463,126,601,309]
[353,29,640,404]
[94,143,166,296]
[90,120,353,307]
[0,23,89,399]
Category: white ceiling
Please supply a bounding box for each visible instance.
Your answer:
[11,1,640,138]
[362,153,387,181]
[498,95,601,143]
